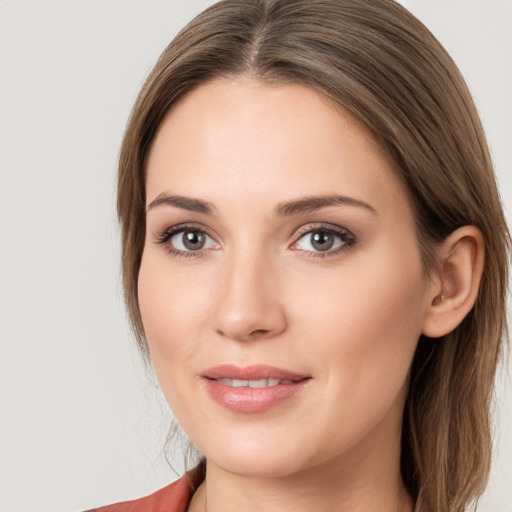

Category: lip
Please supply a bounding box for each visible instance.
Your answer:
[202,365,311,413]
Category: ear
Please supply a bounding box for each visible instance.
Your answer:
[422,226,484,338]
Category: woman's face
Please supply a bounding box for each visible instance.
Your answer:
[139,78,434,478]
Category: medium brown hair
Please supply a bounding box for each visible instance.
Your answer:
[117,1,510,510]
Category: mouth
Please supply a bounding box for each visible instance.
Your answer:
[213,377,299,388]
[203,364,309,381]
[202,365,311,413]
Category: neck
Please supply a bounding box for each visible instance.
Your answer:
[188,423,414,512]
[198,465,412,512]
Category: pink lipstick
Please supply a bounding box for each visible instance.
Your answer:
[203,365,310,413]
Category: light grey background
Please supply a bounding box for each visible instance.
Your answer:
[0,1,510,511]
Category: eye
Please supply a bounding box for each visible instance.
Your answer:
[154,224,219,257]
[171,229,216,252]
[292,225,355,255]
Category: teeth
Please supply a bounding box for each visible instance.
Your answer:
[216,378,290,388]
[248,379,267,388]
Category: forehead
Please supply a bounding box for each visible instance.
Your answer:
[145,77,410,220]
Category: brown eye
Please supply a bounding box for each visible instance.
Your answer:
[182,230,206,250]
[292,225,355,255]
[166,228,217,253]
[311,231,334,251]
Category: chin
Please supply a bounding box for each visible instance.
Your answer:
[210,452,307,479]
[196,429,323,479]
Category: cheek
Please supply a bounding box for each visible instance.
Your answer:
[137,253,210,372]
[292,246,426,401]
[137,254,216,427]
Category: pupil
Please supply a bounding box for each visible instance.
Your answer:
[183,231,205,250]
[312,231,334,251]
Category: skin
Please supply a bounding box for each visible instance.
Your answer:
[138,78,477,512]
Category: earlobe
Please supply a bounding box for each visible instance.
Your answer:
[422,226,485,338]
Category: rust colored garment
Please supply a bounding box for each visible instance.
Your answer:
[85,466,205,512]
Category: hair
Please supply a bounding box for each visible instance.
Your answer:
[116,1,510,510]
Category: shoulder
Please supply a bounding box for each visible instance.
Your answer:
[84,473,199,512]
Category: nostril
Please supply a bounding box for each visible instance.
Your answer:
[215,327,269,341]
[250,329,268,337]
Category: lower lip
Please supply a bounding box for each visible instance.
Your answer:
[204,379,309,413]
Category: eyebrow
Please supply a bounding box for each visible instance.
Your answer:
[274,195,377,217]
[146,193,377,216]
[147,193,216,214]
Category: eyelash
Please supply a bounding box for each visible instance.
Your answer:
[292,223,356,258]
[153,223,356,259]
[154,223,213,259]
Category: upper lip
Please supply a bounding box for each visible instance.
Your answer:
[203,364,309,381]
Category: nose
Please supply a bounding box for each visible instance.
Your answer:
[211,247,288,342]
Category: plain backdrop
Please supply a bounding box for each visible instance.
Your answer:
[0,1,510,511]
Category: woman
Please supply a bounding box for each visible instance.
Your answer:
[89,0,510,511]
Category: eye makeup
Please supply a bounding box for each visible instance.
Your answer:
[290,222,356,259]
[153,222,219,259]
[152,220,356,260]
